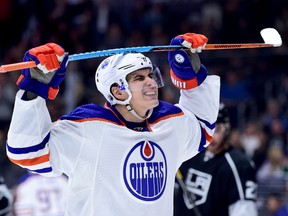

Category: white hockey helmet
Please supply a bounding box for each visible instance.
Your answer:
[95,53,159,105]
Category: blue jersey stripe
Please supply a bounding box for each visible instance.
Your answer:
[30,166,53,173]
[59,101,183,128]
[59,103,124,125]
[149,101,183,123]
[6,133,50,154]
[198,127,207,152]
[195,115,216,130]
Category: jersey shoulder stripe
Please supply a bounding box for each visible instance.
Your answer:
[149,100,184,124]
[195,115,216,130]
[59,104,123,125]
[59,101,183,125]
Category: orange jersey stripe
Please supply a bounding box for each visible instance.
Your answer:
[69,117,123,125]
[203,128,213,142]
[8,153,50,166]
[151,112,184,124]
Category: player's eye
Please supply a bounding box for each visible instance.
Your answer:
[148,72,154,79]
[133,75,145,81]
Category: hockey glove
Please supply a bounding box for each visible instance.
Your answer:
[17,43,69,100]
[168,33,208,90]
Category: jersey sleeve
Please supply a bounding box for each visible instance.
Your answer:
[224,151,258,214]
[6,90,83,177]
[229,200,258,216]
[175,75,220,161]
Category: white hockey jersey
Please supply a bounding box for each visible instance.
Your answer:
[7,75,220,216]
[14,173,68,216]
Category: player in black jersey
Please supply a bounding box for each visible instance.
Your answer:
[174,103,258,216]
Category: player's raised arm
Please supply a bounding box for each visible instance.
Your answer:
[6,43,69,177]
[168,33,220,150]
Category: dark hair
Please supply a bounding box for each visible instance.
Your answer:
[217,103,230,125]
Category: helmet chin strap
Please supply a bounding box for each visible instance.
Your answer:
[125,104,153,121]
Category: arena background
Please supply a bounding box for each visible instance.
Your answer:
[0,0,288,215]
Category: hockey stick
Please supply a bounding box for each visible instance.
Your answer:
[0,28,281,73]
[176,170,202,216]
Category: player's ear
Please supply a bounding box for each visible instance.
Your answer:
[111,84,127,101]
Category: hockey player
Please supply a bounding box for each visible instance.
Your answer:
[6,33,220,216]
[14,173,68,216]
[174,103,258,216]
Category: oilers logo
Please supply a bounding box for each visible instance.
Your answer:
[175,54,185,63]
[101,58,110,69]
[123,141,167,201]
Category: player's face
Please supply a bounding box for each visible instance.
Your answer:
[127,68,159,112]
[207,123,227,154]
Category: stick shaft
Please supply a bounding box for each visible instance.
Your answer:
[0,43,274,73]
[205,43,273,50]
[176,170,202,216]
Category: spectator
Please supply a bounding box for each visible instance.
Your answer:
[266,193,288,216]
[256,144,288,215]
[257,144,287,186]
[241,121,262,159]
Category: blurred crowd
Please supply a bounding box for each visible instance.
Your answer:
[0,0,288,215]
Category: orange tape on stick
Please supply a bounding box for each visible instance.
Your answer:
[0,61,36,73]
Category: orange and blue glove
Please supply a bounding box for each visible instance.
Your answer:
[168,33,208,90]
[17,43,69,100]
